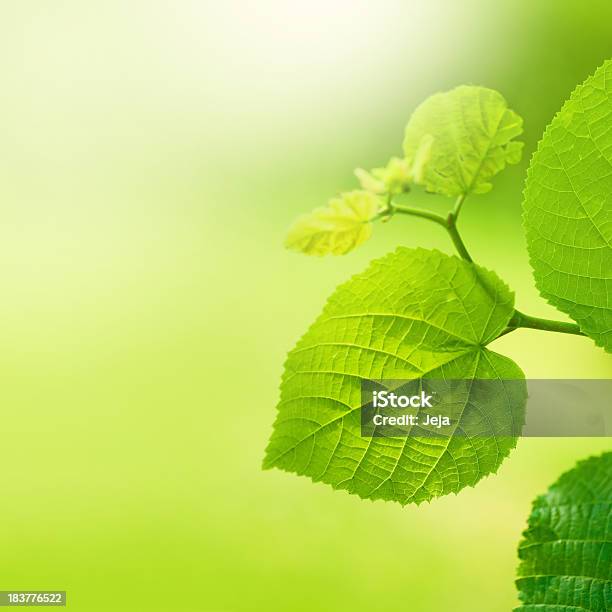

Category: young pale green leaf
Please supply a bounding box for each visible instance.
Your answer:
[403,86,524,197]
[515,452,611,611]
[264,248,526,505]
[285,190,381,256]
[355,157,412,195]
[354,168,386,194]
[523,60,612,352]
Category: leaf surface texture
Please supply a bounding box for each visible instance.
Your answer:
[403,86,523,197]
[264,248,526,504]
[516,452,612,611]
[285,190,380,256]
[523,60,612,351]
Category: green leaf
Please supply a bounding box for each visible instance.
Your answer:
[355,157,412,195]
[284,190,381,256]
[515,452,612,611]
[403,85,524,197]
[523,60,612,352]
[354,167,386,194]
[264,248,526,505]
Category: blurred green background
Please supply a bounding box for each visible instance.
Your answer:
[1,1,611,611]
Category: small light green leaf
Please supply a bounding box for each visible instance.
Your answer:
[264,248,526,505]
[523,60,612,352]
[355,157,412,195]
[515,452,611,612]
[403,85,524,197]
[354,168,386,194]
[285,190,381,256]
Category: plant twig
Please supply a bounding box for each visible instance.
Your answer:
[386,199,473,262]
[375,193,586,341]
[445,211,472,262]
[502,310,585,337]
[452,193,467,218]
[390,203,448,227]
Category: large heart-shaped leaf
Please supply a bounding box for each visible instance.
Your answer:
[403,86,524,197]
[264,248,526,505]
[523,60,612,352]
[516,452,611,611]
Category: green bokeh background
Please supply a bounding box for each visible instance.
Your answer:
[1,2,611,611]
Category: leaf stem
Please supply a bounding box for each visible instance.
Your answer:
[445,194,472,262]
[390,203,448,227]
[375,193,586,342]
[386,196,473,262]
[445,210,472,262]
[452,193,467,218]
[502,310,585,337]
